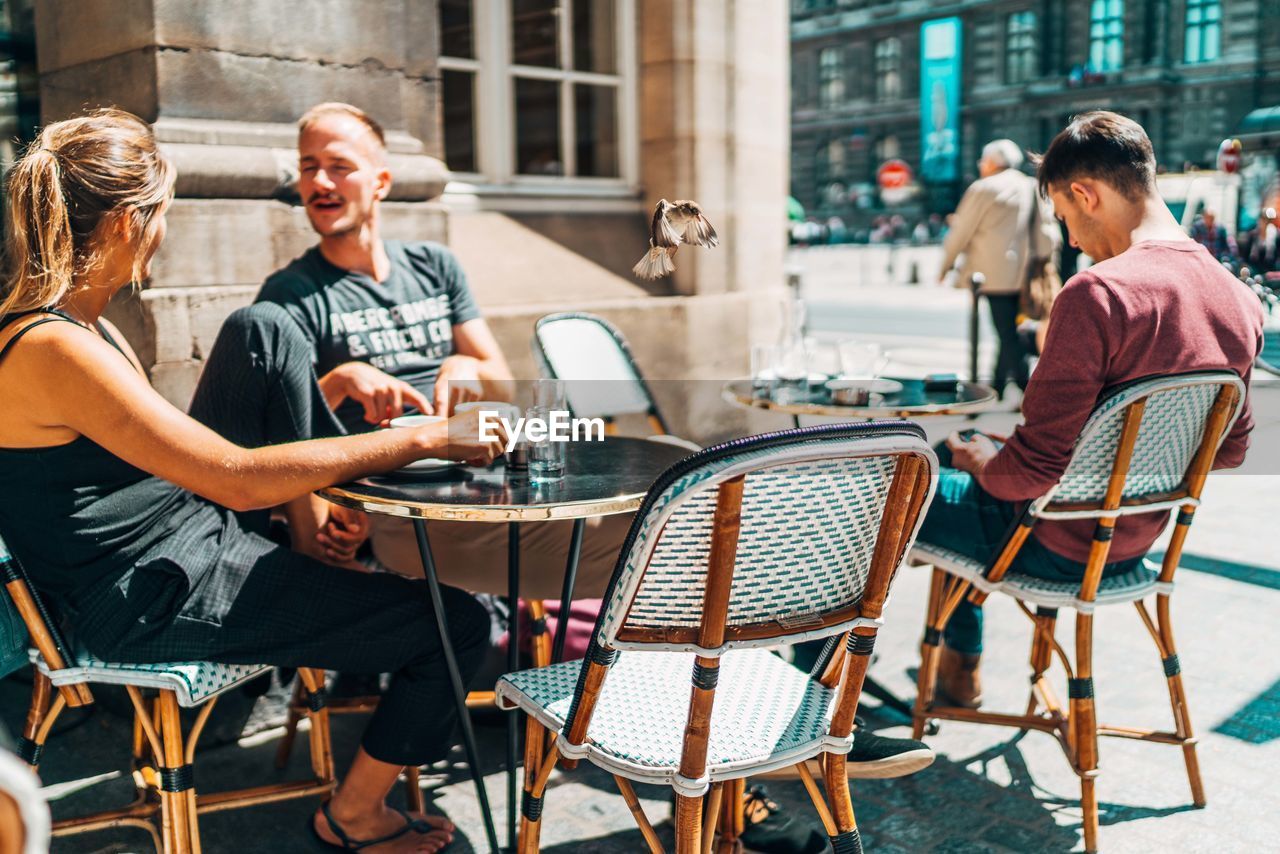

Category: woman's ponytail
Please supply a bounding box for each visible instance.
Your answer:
[1,145,77,316]
[0,109,174,318]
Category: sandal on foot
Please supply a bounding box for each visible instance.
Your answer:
[311,801,442,851]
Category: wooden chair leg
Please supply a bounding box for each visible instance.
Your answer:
[1155,594,1206,807]
[1026,606,1058,716]
[1071,613,1100,854]
[519,719,559,853]
[156,691,195,854]
[297,668,335,784]
[19,672,58,771]
[913,567,947,739]
[714,778,744,853]
[274,679,305,769]
[700,784,724,854]
[674,793,704,854]
[821,754,862,853]
[527,599,552,668]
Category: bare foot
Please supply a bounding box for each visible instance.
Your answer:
[313,802,455,852]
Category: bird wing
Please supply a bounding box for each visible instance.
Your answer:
[673,201,718,248]
[651,199,683,248]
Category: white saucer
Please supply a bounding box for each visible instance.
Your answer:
[401,457,463,472]
[826,377,904,395]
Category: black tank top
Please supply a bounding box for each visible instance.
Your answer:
[0,310,208,610]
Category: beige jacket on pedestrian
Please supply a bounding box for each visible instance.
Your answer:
[941,167,1061,295]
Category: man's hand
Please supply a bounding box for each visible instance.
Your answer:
[316,503,371,569]
[946,430,1001,476]
[433,355,485,416]
[320,362,434,425]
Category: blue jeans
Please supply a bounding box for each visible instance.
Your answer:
[918,455,1142,655]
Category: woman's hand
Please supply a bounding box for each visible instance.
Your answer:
[321,361,434,424]
[422,409,509,467]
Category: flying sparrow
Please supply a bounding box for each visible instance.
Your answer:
[633,199,718,280]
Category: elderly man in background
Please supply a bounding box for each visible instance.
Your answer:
[939,139,1061,398]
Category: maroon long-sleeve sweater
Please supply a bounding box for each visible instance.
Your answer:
[978,239,1264,563]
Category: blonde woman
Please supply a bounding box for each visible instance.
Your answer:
[0,110,501,852]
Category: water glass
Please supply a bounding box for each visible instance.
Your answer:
[774,341,809,402]
[838,341,890,378]
[750,344,778,397]
[533,377,567,412]
[526,405,566,481]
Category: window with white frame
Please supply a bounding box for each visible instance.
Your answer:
[819,47,844,109]
[1006,11,1038,84]
[874,38,901,102]
[1089,0,1124,72]
[437,0,636,186]
[1184,0,1221,63]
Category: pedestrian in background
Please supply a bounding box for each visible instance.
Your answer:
[939,139,1060,397]
[1189,208,1237,265]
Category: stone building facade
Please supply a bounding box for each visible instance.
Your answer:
[13,0,790,440]
[791,0,1280,225]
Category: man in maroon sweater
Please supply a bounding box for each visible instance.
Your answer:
[921,111,1263,707]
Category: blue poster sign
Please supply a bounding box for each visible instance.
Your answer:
[920,17,962,183]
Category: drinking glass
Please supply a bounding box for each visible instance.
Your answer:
[532,377,567,412]
[838,341,889,378]
[527,405,566,482]
[774,340,809,402]
[751,344,778,398]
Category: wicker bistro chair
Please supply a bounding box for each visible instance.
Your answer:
[909,371,1246,854]
[0,534,337,853]
[495,421,938,853]
[534,311,695,445]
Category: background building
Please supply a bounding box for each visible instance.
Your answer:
[0,0,791,439]
[791,0,1280,233]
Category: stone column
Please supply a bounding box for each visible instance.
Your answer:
[635,0,790,439]
[33,0,450,405]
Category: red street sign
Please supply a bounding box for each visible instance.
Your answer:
[877,158,913,190]
[1217,138,1242,175]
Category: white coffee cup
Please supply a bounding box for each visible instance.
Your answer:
[388,414,447,429]
[453,401,521,423]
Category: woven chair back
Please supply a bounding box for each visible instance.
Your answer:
[1043,372,1245,514]
[595,422,936,655]
[533,312,660,422]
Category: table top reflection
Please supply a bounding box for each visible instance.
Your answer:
[318,436,691,522]
[722,377,998,419]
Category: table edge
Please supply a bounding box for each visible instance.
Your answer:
[317,485,647,521]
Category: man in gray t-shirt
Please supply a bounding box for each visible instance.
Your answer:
[255,102,629,606]
[258,239,483,433]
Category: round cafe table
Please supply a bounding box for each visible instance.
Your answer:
[318,436,690,853]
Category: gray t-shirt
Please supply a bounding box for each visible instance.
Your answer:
[256,240,481,432]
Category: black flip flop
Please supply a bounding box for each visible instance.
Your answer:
[310,801,444,851]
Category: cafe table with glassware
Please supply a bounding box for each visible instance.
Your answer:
[731,338,998,425]
[742,299,999,425]
[316,380,689,853]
